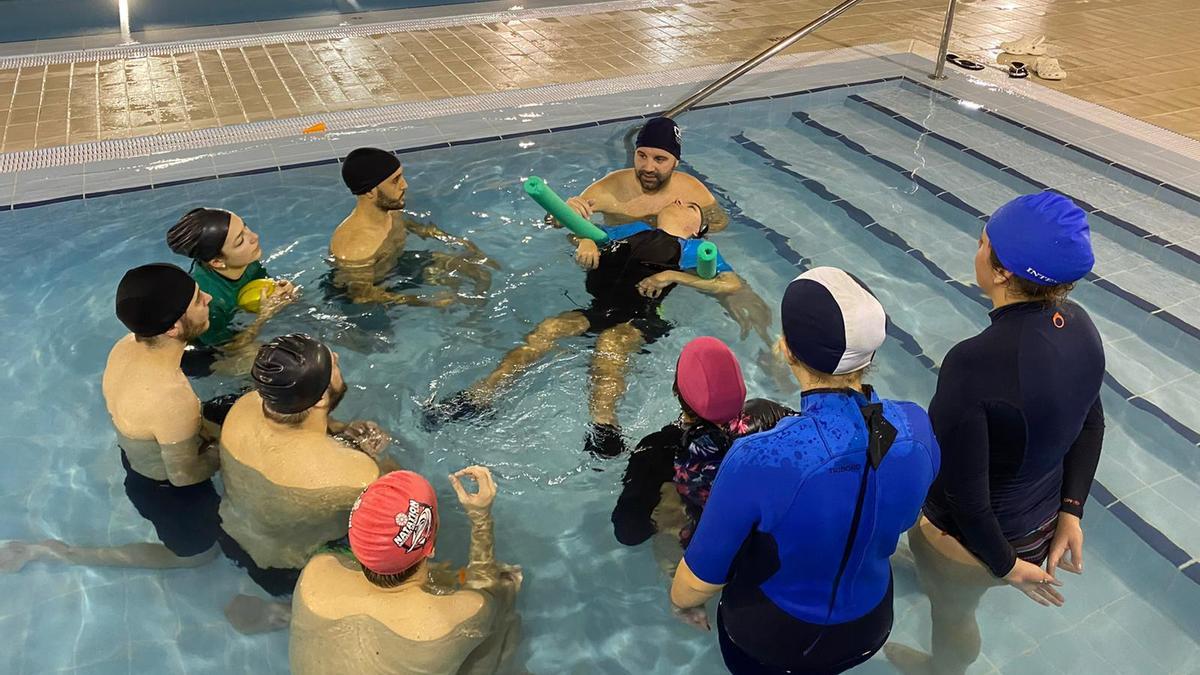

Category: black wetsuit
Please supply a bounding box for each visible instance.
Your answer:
[923,301,1106,577]
[581,223,732,342]
[611,423,684,546]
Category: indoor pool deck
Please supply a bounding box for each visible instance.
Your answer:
[1,0,1200,155]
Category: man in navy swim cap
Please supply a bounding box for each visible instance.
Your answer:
[330,147,498,307]
[551,117,730,233]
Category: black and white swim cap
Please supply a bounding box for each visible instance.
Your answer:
[781,267,887,375]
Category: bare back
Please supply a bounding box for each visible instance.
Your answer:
[101,335,204,482]
[218,393,379,569]
[290,554,493,675]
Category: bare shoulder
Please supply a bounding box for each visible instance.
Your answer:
[331,215,386,264]
[441,588,489,625]
[675,172,716,201]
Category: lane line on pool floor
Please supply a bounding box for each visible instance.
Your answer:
[890,80,1200,267]
[790,105,1200,375]
[730,132,1200,583]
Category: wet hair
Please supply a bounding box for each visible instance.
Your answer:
[733,398,795,437]
[989,247,1074,305]
[361,562,423,588]
[167,208,233,262]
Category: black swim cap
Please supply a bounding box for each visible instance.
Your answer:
[167,208,232,262]
[252,334,334,415]
[635,117,681,159]
[342,147,401,195]
[115,263,196,337]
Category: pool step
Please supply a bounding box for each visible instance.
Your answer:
[767,105,1200,452]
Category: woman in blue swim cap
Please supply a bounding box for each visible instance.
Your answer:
[888,192,1106,675]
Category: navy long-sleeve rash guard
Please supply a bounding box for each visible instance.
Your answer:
[924,301,1106,578]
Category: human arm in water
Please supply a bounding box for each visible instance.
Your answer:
[156,393,220,486]
[333,261,456,307]
[1048,397,1105,577]
[449,466,523,674]
[612,425,683,546]
[405,217,500,271]
[637,270,742,298]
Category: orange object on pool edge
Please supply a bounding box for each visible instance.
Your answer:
[303,122,327,134]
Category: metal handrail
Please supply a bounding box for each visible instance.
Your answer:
[930,0,960,80]
[663,0,867,119]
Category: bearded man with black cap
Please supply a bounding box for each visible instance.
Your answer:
[554,117,728,233]
[0,264,237,573]
[216,334,396,602]
[330,147,497,306]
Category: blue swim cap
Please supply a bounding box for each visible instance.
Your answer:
[986,192,1093,286]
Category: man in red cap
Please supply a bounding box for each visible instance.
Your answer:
[290,466,522,675]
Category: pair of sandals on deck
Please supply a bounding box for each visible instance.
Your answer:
[946,35,1067,81]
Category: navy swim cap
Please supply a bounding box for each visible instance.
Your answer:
[636,117,682,159]
[115,263,196,337]
[986,192,1094,286]
[342,147,401,195]
[252,334,333,415]
[781,267,886,375]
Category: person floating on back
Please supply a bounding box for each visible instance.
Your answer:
[887,193,1104,675]
[290,466,523,675]
[670,267,940,674]
[425,199,752,456]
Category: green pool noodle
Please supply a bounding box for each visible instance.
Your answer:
[696,241,719,279]
[523,176,609,243]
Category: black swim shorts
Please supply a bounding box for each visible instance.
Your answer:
[217,528,303,598]
[581,301,673,346]
[120,450,221,558]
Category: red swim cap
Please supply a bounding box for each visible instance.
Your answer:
[675,336,747,425]
[348,471,438,575]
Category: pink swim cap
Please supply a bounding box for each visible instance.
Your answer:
[675,336,747,425]
[348,471,438,575]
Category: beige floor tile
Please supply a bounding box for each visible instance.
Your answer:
[3,0,1200,150]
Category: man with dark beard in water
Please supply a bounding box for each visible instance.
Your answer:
[554,117,729,233]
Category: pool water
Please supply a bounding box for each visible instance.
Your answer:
[1,79,1199,674]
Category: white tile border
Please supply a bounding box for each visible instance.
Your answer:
[0,0,683,70]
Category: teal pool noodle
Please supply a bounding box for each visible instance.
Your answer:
[524,176,609,243]
[696,241,719,279]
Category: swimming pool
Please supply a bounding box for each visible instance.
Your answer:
[1,75,1199,674]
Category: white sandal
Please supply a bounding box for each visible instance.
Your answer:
[1034,57,1067,81]
[1000,35,1048,56]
